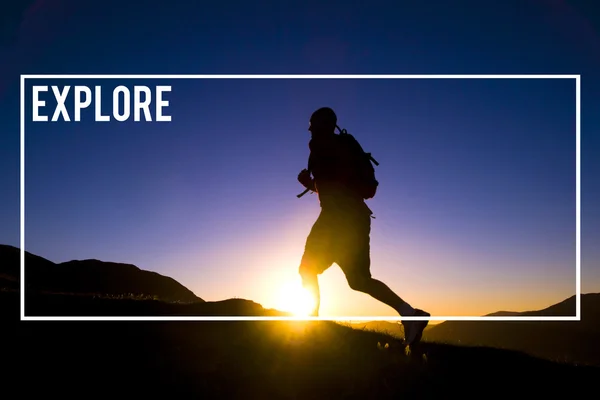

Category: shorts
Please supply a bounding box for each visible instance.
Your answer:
[299,207,372,281]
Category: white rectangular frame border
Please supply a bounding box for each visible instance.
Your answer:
[19,74,581,322]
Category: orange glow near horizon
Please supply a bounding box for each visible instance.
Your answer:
[184,248,577,318]
[274,279,316,317]
[176,207,579,319]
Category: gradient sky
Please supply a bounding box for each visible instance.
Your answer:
[1,0,599,317]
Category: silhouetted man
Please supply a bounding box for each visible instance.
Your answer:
[297,107,430,346]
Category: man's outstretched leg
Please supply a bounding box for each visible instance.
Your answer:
[345,274,429,344]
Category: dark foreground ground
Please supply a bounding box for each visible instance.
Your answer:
[2,291,598,398]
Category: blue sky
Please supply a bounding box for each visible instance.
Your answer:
[0,0,598,316]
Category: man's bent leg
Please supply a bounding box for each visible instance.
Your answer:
[345,274,415,316]
[338,211,429,344]
[337,212,417,317]
[346,273,430,345]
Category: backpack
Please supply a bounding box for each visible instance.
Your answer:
[337,127,379,200]
[297,126,379,200]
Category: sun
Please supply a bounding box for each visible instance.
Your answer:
[276,280,316,317]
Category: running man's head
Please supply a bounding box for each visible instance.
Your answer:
[308,107,337,138]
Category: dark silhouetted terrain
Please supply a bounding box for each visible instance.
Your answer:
[346,295,600,367]
[346,321,435,339]
[2,245,598,397]
[422,294,600,366]
[1,244,202,303]
[2,290,598,398]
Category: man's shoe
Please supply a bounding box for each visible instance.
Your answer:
[402,309,430,346]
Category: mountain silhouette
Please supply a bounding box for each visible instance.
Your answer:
[1,244,290,317]
[2,244,598,396]
[4,243,598,367]
[423,293,600,366]
[0,244,202,303]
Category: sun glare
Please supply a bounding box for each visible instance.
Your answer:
[276,280,316,317]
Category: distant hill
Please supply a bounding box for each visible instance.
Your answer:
[423,293,600,366]
[0,244,203,303]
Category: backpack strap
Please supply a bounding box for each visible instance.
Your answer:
[336,126,379,166]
